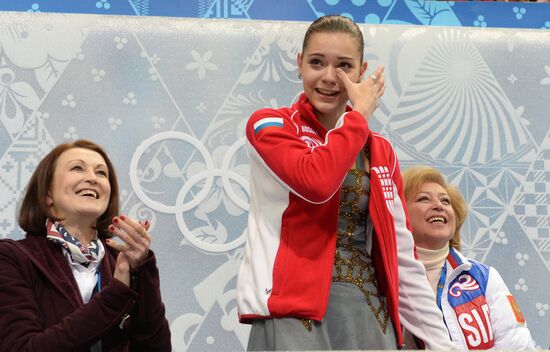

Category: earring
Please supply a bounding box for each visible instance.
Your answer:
[298,72,303,80]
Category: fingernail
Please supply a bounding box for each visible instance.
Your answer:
[113,217,119,223]
[144,220,149,227]
[120,215,126,221]
[109,225,115,231]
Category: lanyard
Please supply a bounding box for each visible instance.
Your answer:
[436,264,447,311]
[92,271,101,296]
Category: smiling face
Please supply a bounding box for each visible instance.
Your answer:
[47,147,111,226]
[407,181,456,250]
[297,31,367,127]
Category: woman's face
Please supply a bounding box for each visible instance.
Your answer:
[407,182,456,250]
[297,31,366,125]
[47,147,111,224]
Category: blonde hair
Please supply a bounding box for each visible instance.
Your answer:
[402,166,468,250]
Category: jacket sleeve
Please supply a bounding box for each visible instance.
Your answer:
[127,251,172,351]
[0,241,137,351]
[246,108,370,203]
[388,150,457,350]
[486,267,535,349]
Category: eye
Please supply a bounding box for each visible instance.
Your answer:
[71,165,83,171]
[309,58,323,67]
[416,195,429,202]
[441,197,451,205]
[96,169,108,177]
[339,62,352,70]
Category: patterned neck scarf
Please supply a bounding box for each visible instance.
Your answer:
[46,218,104,265]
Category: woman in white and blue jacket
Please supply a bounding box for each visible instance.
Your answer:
[402,166,534,350]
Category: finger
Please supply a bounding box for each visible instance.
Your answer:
[105,237,128,252]
[335,68,355,92]
[377,84,386,99]
[138,220,151,231]
[371,65,384,79]
[117,216,151,243]
[109,222,140,249]
[368,66,385,83]
[119,215,143,233]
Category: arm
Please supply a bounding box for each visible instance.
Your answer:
[106,217,171,351]
[127,251,172,351]
[389,155,457,350]
[247,108,370,203]
[486,267,535,349]
[0,241,137,351]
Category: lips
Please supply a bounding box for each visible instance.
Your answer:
[427,216,446,224]
[316,88,339,97]
[76,189,99,199]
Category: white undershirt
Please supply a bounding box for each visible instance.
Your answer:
[62,241,104,304]
[416,245,449,294]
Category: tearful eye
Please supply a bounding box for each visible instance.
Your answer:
[339,62,352,69]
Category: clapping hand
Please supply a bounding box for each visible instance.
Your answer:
[107,216,151,287]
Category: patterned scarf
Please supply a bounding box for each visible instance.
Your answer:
[46,218,104,265]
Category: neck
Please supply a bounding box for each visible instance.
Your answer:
[416,245,449,269]
[416,245,449,294]
[59,220,98,245]
[316,108,345,130]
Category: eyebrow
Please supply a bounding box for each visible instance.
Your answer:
[417,191,449,197]
[307,53,355,61]
[66,159,108,169]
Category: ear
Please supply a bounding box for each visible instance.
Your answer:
[297,52,303,77]
[359,61,368,82]
[46,192,53,206]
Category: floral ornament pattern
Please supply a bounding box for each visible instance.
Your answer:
[0,66,40,135]
[185,50,218,80]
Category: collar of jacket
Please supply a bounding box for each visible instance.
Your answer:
[12,235,116,308]
[446,247,472,279]
[295,92,354,139]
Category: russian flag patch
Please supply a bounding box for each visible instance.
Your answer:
[253,117,283,134]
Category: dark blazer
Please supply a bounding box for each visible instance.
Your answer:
[0,234,171,352]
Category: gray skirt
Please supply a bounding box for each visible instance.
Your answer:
[246,282,396,351]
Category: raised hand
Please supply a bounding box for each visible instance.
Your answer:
[107,216,151,286]
[336,65,385,120]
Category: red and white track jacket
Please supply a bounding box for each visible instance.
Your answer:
[237,94,455,349]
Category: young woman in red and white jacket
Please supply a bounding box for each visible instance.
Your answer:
[237,15,455,350]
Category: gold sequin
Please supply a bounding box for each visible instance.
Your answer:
[300,319,313,331]
[333,167,390,333]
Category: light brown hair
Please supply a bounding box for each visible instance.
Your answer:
[302,15,365,61]
[18,140,120,236]
[402,165,468,250]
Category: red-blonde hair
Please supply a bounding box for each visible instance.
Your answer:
[402,165,468,250]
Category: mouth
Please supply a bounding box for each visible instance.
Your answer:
[76,189,99,199]
[315,88,340,97]
[427,216,447,224]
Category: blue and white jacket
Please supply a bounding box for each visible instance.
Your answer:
[442,248,534,350]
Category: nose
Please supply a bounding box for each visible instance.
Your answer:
[322,65,338,84]
[431,199,444,210]
[84,169,98,184]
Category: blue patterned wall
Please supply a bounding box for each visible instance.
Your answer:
[0,2,549,351]
[3,0,550,29]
